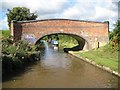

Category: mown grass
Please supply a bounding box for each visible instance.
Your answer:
[73,44,118,72]
[1,30,10,38]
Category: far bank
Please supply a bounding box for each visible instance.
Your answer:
[68,44,120,77]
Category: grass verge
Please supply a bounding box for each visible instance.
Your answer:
[72,44,118,72]
[2,30,10,38]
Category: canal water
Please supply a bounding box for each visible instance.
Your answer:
[2,42,119,88]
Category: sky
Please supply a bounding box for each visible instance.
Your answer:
[0,0,120,31]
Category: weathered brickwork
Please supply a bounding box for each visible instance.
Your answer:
[11,19,109,50]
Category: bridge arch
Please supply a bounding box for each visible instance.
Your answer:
[35,32,90,51]
[11,19,109,50]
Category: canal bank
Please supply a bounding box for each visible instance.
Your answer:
[68,51,120,77]
[2,37,41,78]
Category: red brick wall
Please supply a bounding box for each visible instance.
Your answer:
[11,19,109,50]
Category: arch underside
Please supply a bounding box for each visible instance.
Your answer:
[35,33,89,52]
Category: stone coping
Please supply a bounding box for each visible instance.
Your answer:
[12,19,107,24]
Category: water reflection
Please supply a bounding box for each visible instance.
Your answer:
[40,43,71,70]
[2,41,119,88]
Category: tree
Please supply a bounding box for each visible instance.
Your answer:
[113,20,120,43]
[110,20,120,50]
[7,7,37,28]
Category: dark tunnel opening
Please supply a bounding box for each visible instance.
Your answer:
[35,33,86,53]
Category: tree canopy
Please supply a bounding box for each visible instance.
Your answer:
[7,7,37,28]
[114,20,120,43]
[109,20,120,50]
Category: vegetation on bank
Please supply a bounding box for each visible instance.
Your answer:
[58,34,119,72]
[42,34,78,50]
[58,35,78,48]
[1,6,38,77]
[109,20,120,51]
[42,34,78,48]
[2,33,41,76]
[72,44,118,72]
[1,30,10,38]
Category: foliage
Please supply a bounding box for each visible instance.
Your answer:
[2,38,35,56]
[35,41,45,50]
[109,20,120,51]
[2,37,41,76]
[114,20,120,36]
[114,20,120,45]
[109,31,114,41]
[7,7,37,27]
[2,30,10,38]
[58,35,78,48]
[42,34,78,48]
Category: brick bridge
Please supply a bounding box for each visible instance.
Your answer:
[11,19,109,51]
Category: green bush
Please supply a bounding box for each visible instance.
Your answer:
[2,37,41,75]
[6,46,17,56]
[109,31,114,41]
[35,42,45,51]
[15,49,27,59]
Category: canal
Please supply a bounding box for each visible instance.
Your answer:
[2,42,119,88]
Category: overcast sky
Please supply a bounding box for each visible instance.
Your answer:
[0,0,119,31]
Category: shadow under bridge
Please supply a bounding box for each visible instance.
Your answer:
[63,34,87,53]
[35,33,88,53]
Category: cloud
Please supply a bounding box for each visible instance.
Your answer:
[57,0,118,31]
[60,0,117,20]
[1,0,69,29]
[1,0,119,31]
[2,0,68,15]
[28,0,68,15]
[0,17,9,30]
[59,3,96,20]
